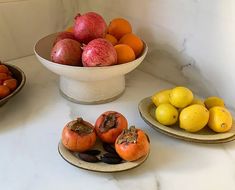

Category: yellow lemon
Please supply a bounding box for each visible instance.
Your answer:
[151,89,172,107]
[169,86,194,108]
[190,98,205,106]
[204,96,225,109]
[180,105,209,132]
[155,103,178,125]
[208,106,232,133]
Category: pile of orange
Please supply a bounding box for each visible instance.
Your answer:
[105,18,144,64]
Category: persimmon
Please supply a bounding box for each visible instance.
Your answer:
[108,18,132,40]
[115,126,150,161]
[3,79,17,91]
[0,85,10,98]
[95,111,128,144]
[0,64,9,74]
[62,118,97,152]
[0,73,10,81]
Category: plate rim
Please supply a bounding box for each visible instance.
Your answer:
[138,96,235,144]
[58,140,150,173]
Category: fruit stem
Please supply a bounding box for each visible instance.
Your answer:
[68,117,93,135]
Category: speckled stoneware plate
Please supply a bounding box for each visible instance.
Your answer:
[138,97,235,144]
[0,63,26,106]
[58,140,149,173]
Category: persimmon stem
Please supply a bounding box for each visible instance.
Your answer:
[99,113,117,133]
[68,117,93,135]
[117,126,138,144]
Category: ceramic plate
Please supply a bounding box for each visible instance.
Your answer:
[58,140,149,173]
[138,97,235,143]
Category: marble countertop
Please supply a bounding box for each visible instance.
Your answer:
[1,55,235,190]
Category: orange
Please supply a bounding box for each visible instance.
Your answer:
[119,33,144,57]
[108,18,132,40]
[105,34,118,46]
[114,44,136,64]
[66,26,74,33]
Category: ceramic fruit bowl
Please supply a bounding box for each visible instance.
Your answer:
[34,33,148,104]
[0,64,26,106]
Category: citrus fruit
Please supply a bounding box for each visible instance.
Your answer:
[151,89,172,107]
[179,104,209,132]
[108,18,132,40]
[105,34,118,46]
[155,103,179,125]
[204,96,224,109]
[66,26,74,33]
[208,106,232,132]
[119,33,144,57]
[169,86,194,108]
[114,44,135,64]
[190,98,205,106]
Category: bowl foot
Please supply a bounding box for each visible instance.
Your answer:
[59,76,125,104]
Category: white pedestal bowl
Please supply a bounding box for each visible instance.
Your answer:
[34,33,148,104]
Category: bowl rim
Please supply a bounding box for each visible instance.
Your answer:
[34,32,148,70]
[0,63,26,104]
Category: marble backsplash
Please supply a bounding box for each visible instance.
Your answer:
[78,0,235,110]
[0,0,234,110]
[0,0,79,61]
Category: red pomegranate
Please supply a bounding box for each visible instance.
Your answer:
[51,39,82,66]
[82,38,117,67]
[74,12,107,44]
[53,32,76,46]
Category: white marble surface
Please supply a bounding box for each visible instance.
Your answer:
[0,55,235,190]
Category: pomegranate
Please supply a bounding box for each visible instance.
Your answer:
[51,39,82,66]
[82,38,117,67]
[53,32,76,46]
[74,12,107,44]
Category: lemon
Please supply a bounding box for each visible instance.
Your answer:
[151,89,171,107]
[180,104,209,132]
[190,98,205,106]
[204,96,225,109]
[169,86,194,108]
[208,106,232,133]
[155,103,178,125]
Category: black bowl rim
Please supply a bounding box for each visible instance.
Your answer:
[0,63,26,104]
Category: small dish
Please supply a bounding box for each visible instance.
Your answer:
[58,140,149,173]
[34,33,148,104]
[0,63,26,106]
[138,97,235,144]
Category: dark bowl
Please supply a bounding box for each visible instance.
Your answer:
[0,63,26,106]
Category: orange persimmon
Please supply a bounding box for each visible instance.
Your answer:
[3,79,17,91]
[95,111,128,144]
[0,64,9,74]
[0,85,10,98]
[0,73,10,81]
[62,118,97,152]
[115,126,150,161]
